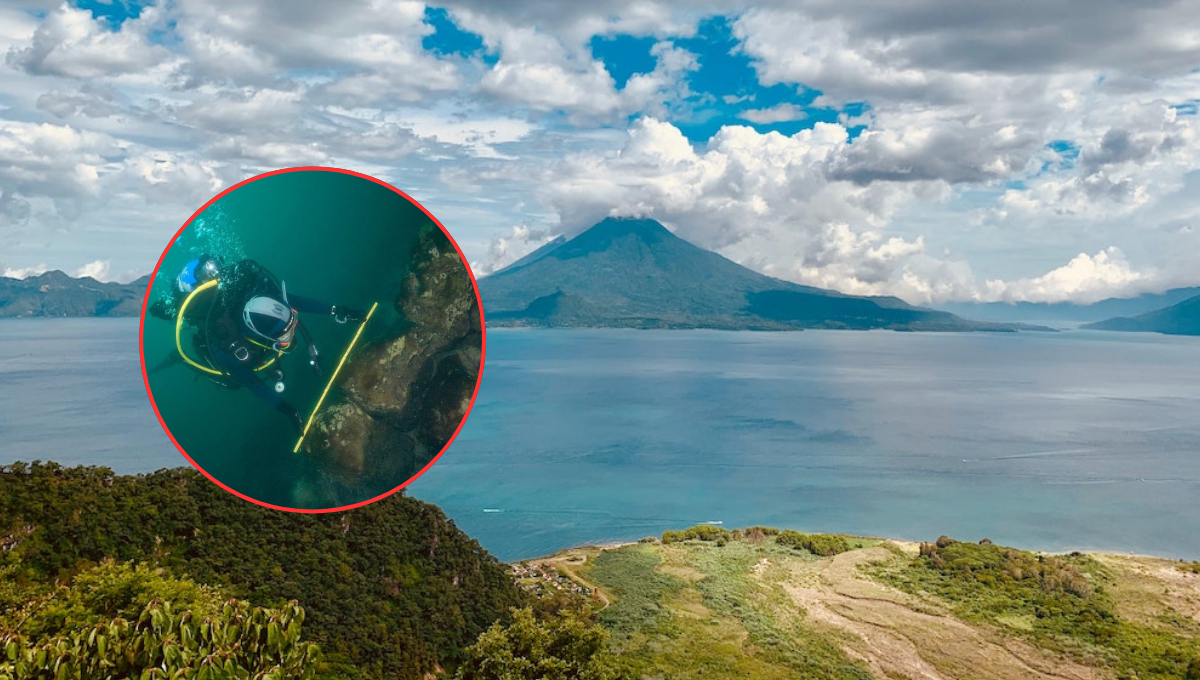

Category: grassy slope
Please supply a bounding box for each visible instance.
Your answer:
[528,532,1200,680]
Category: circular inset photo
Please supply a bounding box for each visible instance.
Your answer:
[140,168,484,511]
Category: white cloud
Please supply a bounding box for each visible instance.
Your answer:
[996,96,1200,220]
[537,117,948,297]
[734,2,1200,105]
[740,103,806,125]
[983,247,1152,304]
[482,59,622,117]
[731,3,1200,248]
[456,9,698,122]
[0,0,1198,302]
[471,224,558,275]
[172,0,459,98]
[394,110,534,159]
[176,87,305,134]
[443,1,696,48]
[0,121,118,203]
[2,263,49,279]
[7,4,171,79]
[72,259,111,280]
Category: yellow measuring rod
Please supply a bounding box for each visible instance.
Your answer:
[294,302,378,453]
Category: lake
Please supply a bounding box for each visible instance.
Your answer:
[2,319,1198,561]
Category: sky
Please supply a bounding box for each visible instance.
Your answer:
[0,0,1198,304]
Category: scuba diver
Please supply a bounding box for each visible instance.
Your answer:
[148,255,365,432]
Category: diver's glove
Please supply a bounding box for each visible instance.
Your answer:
[275,401,305,434]
[308,343,321,377]
[147,297,176,322]
[332,305,365,324]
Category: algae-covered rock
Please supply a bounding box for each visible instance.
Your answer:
[300,222,482,495]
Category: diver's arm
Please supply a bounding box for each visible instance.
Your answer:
[288,293,365,322]
[296,321,321,376]
[288,293,335,315]
[148,298,175,321]
[274,400,305,433]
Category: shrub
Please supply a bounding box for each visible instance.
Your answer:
[1,598,320,680]
[660,525,729,544]
[775,531,852,557]
[875,536,1200,680]
[455,608,626,680]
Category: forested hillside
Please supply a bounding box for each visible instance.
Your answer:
[0,463,527,679]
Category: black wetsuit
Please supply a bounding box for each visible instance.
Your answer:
[202,260,334,419]
[150,258,364,428]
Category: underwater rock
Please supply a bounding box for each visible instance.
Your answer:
[300,223,482,494]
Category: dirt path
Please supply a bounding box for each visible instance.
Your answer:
[541,548,614,610]
[775,547,1102,680]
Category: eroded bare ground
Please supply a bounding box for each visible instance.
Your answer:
[1094,553,1200,628]
[768,546,1102,680]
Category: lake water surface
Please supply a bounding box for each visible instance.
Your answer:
[2,319,1198,561]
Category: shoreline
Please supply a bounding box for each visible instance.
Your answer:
[512,532,1200,566]
[3,460,1196,565]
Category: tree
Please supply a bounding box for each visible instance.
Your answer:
[0,559,320,679]
[455,608,627,680]
[1,599,320,679]
[0,463,527,679]
[1,560,223,641]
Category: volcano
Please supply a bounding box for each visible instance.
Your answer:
[480,217,1030,332]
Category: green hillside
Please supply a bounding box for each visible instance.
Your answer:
[0,463,526,679]
[1085,293,1200,335]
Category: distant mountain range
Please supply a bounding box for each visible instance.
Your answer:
[934,287,1200,325]
[13,232,1197,336]
[480,217,1041,332]
[1084,293,1200,335]
[0,270,149,318]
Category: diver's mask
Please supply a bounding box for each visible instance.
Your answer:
[272,313,299,352]
[243,295,299,353]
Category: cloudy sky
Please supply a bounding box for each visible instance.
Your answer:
[1,0,1198,304]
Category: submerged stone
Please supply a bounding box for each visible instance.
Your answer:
[299,222,482,498]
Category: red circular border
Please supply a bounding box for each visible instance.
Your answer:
[138,166,486,513]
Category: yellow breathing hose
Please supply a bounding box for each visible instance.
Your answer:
[176,280,223,376]
[175,279,280,375]
[293,301,379,453]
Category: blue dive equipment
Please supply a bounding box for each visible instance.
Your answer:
[176,256,221,293]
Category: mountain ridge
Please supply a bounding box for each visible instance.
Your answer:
[0,270,149,318]
[934,286,1200,325]
[1083,293,1200,335]
[481,217,1043,332]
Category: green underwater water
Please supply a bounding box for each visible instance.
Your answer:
[143,170,431,509]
